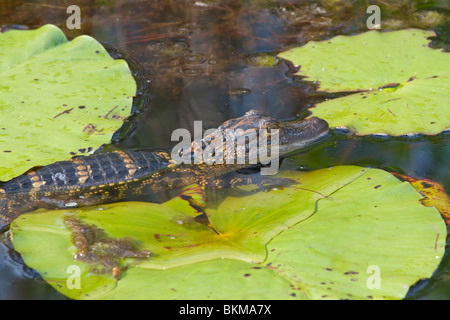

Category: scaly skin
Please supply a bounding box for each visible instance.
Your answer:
[0,110,329,230]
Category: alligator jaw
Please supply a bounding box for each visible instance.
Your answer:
[283,116,330,152]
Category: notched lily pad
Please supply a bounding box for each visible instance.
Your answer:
[0,24,137,181]
[278,29,450,136]
[10,166,446,300]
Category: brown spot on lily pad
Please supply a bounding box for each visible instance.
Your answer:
[421,181,433,189]
[344,271,359,275]
[53,108,74,119]
[65,217,151,277]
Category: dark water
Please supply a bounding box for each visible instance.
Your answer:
[0,0,448,299]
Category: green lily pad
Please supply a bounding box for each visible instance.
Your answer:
[10,166,446,299]
[278,29,450,136]
[265,168,446,299]
[12,167,358,278]
[100,259,304,300]
[0,24,136,181]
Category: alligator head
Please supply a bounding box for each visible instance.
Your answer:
[175,109,329,169]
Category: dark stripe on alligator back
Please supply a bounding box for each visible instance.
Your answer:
[2,150,172,194]
[0,110,329,231]
[0,150,174,229]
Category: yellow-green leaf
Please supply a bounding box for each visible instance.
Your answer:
[278,29,450,135]
[10,166,446,299]
[0,24,136,180]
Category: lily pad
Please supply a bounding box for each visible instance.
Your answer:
[265,168,446,299]
[10,166,446,299]
[0,24,137,181]
[278,29,450,136]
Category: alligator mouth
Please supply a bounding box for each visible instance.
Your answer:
[283,116,330,149]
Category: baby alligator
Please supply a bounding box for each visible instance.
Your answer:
[0,110,329,230]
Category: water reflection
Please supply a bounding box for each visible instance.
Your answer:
[0,0,448,299]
